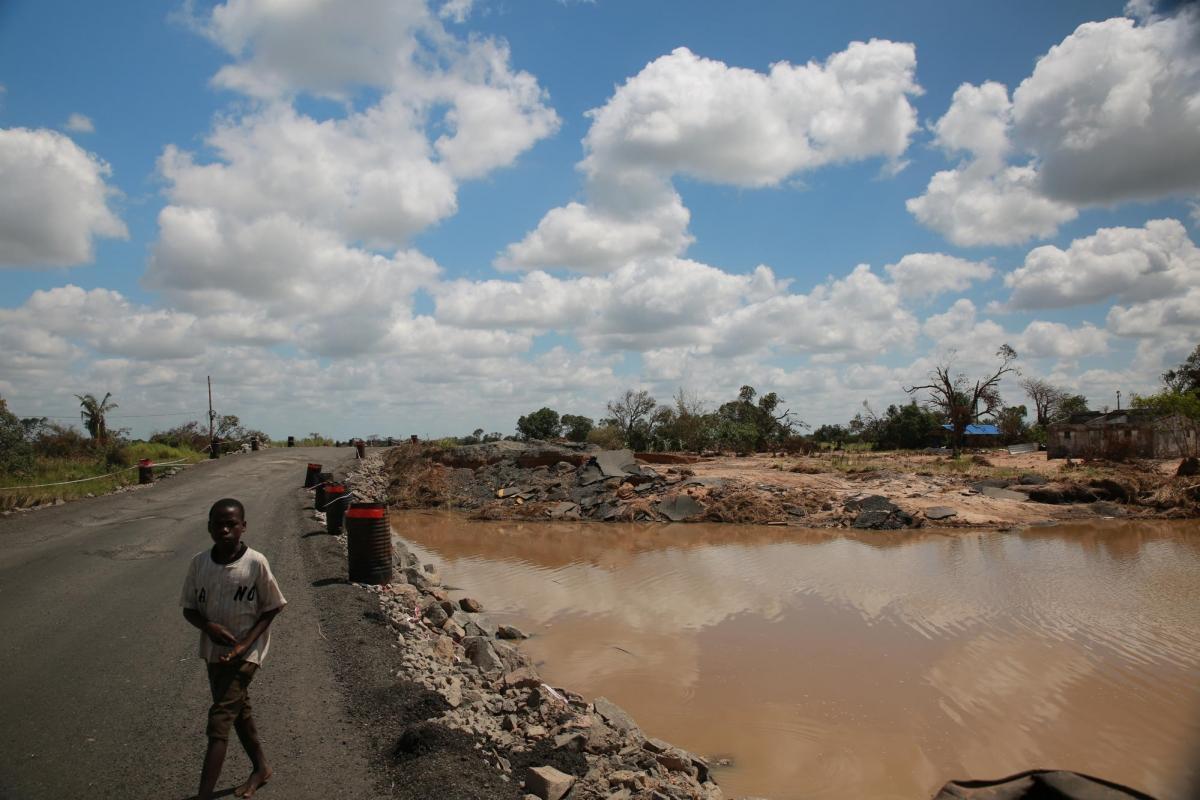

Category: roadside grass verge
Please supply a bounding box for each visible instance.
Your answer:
[0,443,205,511]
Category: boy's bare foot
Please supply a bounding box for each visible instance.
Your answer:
[234,767,272,797]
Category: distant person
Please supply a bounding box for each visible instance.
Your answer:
[181,498,286,799]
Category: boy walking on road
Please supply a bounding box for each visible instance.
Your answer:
[182,498,287,799]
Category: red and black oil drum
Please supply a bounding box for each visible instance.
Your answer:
[303,462,322,488]
[324,483,348,535]
[344,502,393,584]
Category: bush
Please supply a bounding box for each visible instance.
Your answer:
[0,397,33,475]
[150,421,210,451]
[586,425,625,449]
[29,422,94,459]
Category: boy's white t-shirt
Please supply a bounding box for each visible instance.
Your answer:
[180,545,287,665]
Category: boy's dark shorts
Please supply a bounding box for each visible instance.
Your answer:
[206,660,258,740]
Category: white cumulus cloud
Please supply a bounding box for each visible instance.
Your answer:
[1012,9,1200,204]
[502,41,921,272]
[910,6,1200,246]
[884,253,994,298]
[0,128,127,267]
[1004,218,1200,309]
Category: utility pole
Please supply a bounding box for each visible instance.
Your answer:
[1116,389,1121,411]
[207,375,215,446]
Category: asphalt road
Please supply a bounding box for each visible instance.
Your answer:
[0,447,383,800]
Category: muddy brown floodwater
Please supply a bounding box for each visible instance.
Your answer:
[394,512,1200,800]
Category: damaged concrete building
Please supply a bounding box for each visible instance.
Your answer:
[1047,409,1196,459]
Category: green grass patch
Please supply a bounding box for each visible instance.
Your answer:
[0,444,205,511]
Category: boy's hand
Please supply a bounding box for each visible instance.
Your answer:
[204,621,238,646]
[217,641,247,663]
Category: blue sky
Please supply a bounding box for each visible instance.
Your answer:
[1,0,1197,438]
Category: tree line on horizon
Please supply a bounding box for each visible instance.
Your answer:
[486,343,1200,455]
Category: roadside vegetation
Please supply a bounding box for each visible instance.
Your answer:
[0,393,266,511]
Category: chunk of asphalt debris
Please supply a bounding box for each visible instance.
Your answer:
[577,464,605,485]
[852,510,900,529]
[592,449,641,478]
[525,765,575,800]
[925,506,958,520]
[972,478,1016,491]
[657,494,704,522]
[979,485,1028,502]
[843,494,897,513]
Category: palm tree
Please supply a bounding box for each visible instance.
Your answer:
[76,392,118,443]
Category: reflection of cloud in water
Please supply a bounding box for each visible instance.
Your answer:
[402,515,1200,670]
[398,513,1200,800]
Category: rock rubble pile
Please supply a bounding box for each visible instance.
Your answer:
[390,441,834,526]
[342,452,727,800]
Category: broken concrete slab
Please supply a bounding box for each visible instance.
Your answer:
[577,464,605,485]
[593,449,641,478]
[925,506,958,520]
[973,478,1017,491]
[657,494,704,522]
[979,485,1027,502]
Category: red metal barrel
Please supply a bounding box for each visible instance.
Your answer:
[344,502,393,584]
[324,482,348,534]
[314,472,332,510]
[410,435,419,444]
[304,462,322,488]
[138,459,154,485]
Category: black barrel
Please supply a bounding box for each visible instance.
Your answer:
[287,436,295,447]
[209,437,221,459]
[354,439,366,459]
[324,482,348,534]
[314,472,332,510]
[303,462,322,488]
[138,459,154,485]
[250,437,260,452]
[344,502,393,584]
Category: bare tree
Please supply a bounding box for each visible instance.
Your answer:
[605,389,657,447]
[905,346,1018,453]
[1020,377,1064,427]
